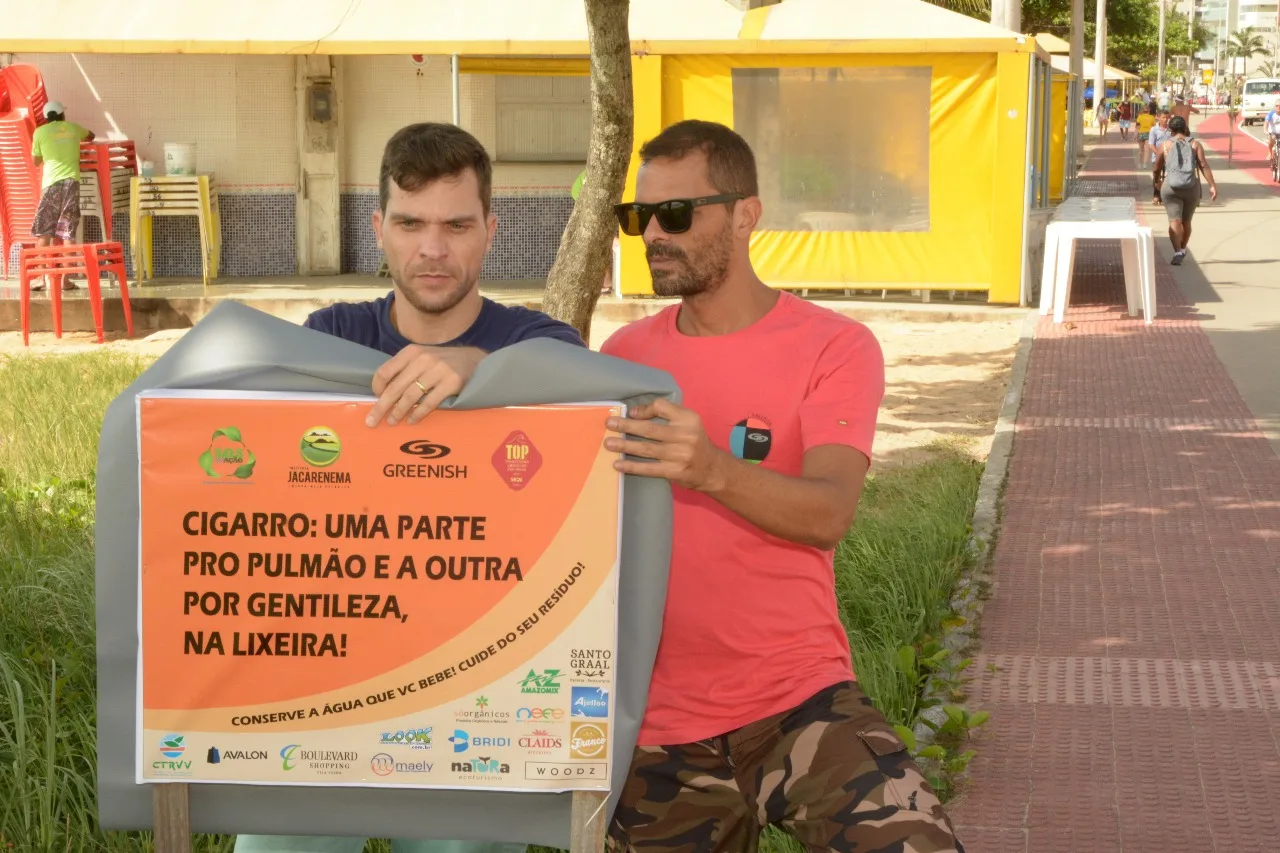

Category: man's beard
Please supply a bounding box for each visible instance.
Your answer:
[646,225,733,298]
[393,267,475,315]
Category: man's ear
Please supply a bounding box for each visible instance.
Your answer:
[736,197,763,237]
[372,209,384,250]
[486,213,498,253]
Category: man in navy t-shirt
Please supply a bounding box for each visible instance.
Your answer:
[304,121,583,432]
[235,123,581,853]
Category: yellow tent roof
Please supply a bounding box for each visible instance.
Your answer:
[1050,54,1140,82]
[1035,32,1072,53]
[1,0,1041,55]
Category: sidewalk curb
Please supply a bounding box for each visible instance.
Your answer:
[912,308,1038,747]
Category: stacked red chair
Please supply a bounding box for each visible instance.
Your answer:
[80,140,138,240]
[19,241,133,346]
[0,64,48,278]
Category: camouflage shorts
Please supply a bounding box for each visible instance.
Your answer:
[607,681,964,853]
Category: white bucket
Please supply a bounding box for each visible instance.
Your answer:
[163,143,197,176]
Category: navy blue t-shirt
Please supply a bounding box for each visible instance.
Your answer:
[303,292,584,355]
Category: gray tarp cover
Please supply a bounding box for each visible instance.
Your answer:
[96,302,678,848]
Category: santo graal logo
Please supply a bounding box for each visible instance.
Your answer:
[198,427,255,480]
[300,426,342,467]
[518,668,562,695]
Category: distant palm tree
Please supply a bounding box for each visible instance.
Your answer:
[1226,27,1268,78]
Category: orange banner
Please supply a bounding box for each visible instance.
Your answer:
[136,392,621,791]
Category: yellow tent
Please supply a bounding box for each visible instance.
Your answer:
[3,0,1049,304]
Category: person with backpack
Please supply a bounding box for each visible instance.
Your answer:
[1152,115,1218,266]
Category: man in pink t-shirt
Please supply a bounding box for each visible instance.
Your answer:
[600,120,964,853]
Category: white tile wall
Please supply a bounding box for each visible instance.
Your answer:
[13,54,297,189]
[340,57,583,194]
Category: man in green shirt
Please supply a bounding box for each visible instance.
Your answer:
[30,100,94,290]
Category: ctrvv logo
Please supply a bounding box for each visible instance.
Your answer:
[571,686,609,718]
[449,729,470,753]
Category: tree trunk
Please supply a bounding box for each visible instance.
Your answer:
[541,0,634,343]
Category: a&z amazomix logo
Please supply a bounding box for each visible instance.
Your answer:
[198,428,255,481]
[571,686,609,718]
[519,668,562,695]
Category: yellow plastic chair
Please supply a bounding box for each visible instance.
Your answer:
[129,175,221,287]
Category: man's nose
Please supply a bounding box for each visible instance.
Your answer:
[416,225,450,260]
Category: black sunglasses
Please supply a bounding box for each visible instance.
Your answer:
[614,194,745,236]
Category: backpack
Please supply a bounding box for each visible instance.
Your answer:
[1166,136,1200,190]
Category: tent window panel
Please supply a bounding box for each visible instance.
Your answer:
[495,74,591,162]
[732,66,931,233]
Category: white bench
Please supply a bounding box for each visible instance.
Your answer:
[1038,197,1156,325]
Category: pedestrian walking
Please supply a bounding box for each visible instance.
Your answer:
[1118,100,1133,140]
[1135,104,1157,167]
[1152,115,1219,266]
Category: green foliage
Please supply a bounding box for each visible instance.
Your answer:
[1022,0,1210,72]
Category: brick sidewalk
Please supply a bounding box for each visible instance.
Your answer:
[949,138,1280,852]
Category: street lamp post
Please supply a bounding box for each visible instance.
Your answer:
[1094,0,1108,124]
[1158,0,1168,90]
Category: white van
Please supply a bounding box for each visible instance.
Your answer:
[1242,78,1280,125]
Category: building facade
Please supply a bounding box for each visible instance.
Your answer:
[8,54,589,281]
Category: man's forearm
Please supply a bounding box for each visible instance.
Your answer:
[701,452,854,550]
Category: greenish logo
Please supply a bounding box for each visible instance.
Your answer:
[198,427,256,480]
[300,426,342,467]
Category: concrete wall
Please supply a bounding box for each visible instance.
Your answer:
[9,53,586,281]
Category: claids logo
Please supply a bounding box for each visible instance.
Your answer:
[518,668,562,695]
[570,722,608,760]
[198,428,255,480]
[518,729,562,750]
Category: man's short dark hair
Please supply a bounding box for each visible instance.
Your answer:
[46,112,65,122]
[1168,115,1190,136]
[379,123,492,215]
[638,120,759,197]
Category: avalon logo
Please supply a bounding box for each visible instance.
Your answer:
[400,439,451,459]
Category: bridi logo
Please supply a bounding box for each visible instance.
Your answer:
[400,439,451,460]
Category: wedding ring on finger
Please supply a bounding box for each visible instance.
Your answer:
[413,379,429,406]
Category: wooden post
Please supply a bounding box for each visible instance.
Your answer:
[152,784,192,853]
[569,790,609,853]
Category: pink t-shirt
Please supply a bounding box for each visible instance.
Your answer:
[601,292,886,745]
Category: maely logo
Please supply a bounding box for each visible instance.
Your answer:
[400,439,451,459]
[198,428,255,480]
[570,722,608,760]
[370,753,395,777]
[300,426,342,467]
[519,668,562,695]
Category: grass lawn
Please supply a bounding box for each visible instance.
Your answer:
[0,352,982,853]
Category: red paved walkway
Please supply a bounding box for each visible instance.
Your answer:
[950,137,1280,852]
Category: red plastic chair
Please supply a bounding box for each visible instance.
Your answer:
[19,241,133,346]
[80,141,138,239]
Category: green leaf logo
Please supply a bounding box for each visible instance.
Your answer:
[200,428,255,481]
